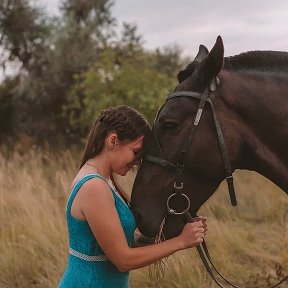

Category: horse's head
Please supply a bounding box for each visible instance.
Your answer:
[131,36,228,239]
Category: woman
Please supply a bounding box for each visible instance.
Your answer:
[58,105,207,288]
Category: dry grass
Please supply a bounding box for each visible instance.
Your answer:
[0,148,287,288]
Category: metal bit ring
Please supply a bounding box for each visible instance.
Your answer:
[166,192,191,215]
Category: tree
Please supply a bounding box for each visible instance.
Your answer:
[0,0,118,141]
[0,0,53,140]
[64,47,177,137]
[153,45,187,77]
[60,0,116,48]
[0,78,14,139]
[0,0,51,72]
[0,0,186,146]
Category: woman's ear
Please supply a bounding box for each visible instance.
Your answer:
[107,133,119,149]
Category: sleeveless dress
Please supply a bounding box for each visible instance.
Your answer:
[58,173,136,288]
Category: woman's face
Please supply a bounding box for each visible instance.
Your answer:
[111,135,144,176]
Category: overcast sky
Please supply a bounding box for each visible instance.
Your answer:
[41,0,288,58]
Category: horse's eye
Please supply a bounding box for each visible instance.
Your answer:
[163,120,179,131]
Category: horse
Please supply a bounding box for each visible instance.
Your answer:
[130,35,288,242]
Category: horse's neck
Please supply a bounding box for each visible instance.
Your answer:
[219,70,288,193]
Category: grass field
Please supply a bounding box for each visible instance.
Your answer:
[0,148,287,288]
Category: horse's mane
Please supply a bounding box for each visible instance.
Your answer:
[224,51,288,72]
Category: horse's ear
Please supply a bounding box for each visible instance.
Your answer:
[177,65,193,83]
[196,36,224,84]
[194,44,209,63]
[177,44,209,83]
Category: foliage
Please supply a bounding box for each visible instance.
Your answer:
[0,0,51,71]
[64,47,177,136]
[153,44,187,77]
[0,0,185,145]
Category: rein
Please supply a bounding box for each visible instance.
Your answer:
[143,81,287,288]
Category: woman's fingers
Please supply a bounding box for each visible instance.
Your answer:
[192,216,207,234]
[193,215,207,222]
[179,217,208,248]
[191,220,207,236]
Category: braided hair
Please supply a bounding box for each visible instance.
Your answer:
[80,105,150,168]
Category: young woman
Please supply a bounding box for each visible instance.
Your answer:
[58,105,207,288]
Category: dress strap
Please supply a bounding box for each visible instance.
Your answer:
[66,173,106,214]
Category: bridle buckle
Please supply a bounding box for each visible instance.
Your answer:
[173,181,183,190]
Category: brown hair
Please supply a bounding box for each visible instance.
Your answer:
[80,105,150,168]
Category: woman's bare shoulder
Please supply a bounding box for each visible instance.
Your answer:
[70,174,114,220]
[76,175,114,205]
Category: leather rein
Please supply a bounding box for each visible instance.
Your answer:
[143,81,288,288]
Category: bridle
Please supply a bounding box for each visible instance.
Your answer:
[143,80,288,288]
[145,79,237,211]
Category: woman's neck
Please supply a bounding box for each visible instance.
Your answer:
[85,155,111,180]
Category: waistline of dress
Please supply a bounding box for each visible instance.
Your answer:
[69,247,109,262]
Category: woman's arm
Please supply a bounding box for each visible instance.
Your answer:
[78,178,205,272]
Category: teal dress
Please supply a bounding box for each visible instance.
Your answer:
[58,173,136,288]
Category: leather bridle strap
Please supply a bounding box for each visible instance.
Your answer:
[209,99,237,206]
[185,211,239,288]
[164,89,237,206]
[196,244,226,288]
[168,89,210,191]
[197,239,288,288]
[188,213,287,288]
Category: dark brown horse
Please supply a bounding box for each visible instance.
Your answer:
[130,36,288,240]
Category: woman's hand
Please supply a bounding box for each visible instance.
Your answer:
[193,216,208,234]
[177,216,207,249]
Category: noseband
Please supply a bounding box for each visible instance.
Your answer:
[143,82,287,288]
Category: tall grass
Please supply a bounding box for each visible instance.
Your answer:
[0,148,287,288]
